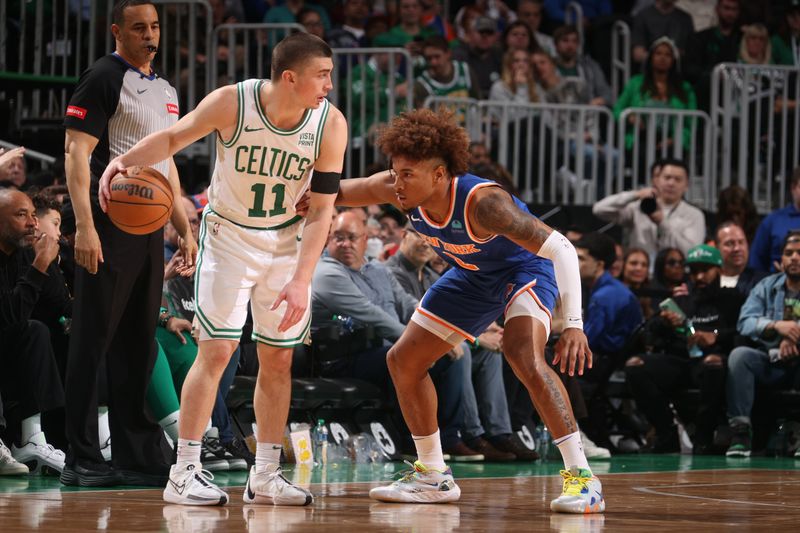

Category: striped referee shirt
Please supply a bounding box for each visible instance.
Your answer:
[63,52,178,184]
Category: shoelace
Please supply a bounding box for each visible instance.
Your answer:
[0,442,14,461]
[559,469,592,496]
[33,442,64,460]
[394,460,425,484]
[191,468,217,488]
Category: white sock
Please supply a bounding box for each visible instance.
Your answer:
[412,429,446,471]
[21,414,43,444]
[159,411,180,444]
[256,442,282,471]
[98,407,110,446]
[554,431,591,471]
[176,438,202,468]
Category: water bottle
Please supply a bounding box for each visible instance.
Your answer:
[312,419,329,466]
[535,424,551,461]
[686,320,703,358]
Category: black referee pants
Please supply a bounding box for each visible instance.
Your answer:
[65,211,171,471]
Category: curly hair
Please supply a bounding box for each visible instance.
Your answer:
[376,108,470,176]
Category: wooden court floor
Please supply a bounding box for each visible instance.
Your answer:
[0,456,797,532]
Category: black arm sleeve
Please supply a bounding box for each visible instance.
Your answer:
[310,171,341,194]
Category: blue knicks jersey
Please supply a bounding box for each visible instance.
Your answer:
[407,174,553,275]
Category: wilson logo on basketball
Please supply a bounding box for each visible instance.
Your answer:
[66,105,87,119]
[166,103,179,115]
[112,182,154,200]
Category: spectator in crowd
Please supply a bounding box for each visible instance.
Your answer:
[413,35,482,107]
[772,0,800,66]
[365,14,390,44]
[516,0,556,56]
[626,244,744,454]
[675,0,717,32]
[739,23,773,64]
[574,232,642,453]
[298,8,326,39]
[632,0,694,66]
[610,243,624,278]
[0,147,27,190]
[264,0,331,32]
[326,0,371,48]
[685,0,741,110]
[593,158,705,258]
[553,25,613,107]
[727,231,800,458]
[0,189,70,473]
[454,0,517,42]
[716,184,759,246]
[378,206,406,259]
[501,21,538,54]
[467,143,519,197]
[349,34,408,147]
[749,167,800,273]
[380,0,438,53]
[489,49,539,105]
[652,247,688,296]
[311,212,483,460]
[621,247,655,318]
[614,37,697,153]
[716,221,767,295]
[420,0,457,42]
[453,16,504,96]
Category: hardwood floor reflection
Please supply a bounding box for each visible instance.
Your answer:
[0,469,797,532]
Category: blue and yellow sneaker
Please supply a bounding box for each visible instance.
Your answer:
[369,461,461,504]
[550,467,605,514]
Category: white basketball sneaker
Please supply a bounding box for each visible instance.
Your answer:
[0,438,29,475]
[550,467,605,514]
[369,461,461,504]
[163,463,229,506]
[243,465,313,506]
[11,433,65,474]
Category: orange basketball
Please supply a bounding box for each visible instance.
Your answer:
[107,166,174,235]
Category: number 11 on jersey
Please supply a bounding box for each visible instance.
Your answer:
[248,183,287,218]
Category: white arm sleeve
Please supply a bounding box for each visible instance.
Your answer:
[536,231,584,330]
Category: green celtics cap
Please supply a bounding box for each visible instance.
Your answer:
[685,244,722,267]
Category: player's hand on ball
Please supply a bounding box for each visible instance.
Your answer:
[272,278,309,332]
[99,158,128,212]
[552,328,592,377]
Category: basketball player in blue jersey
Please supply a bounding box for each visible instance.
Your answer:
[336,108,604,513]
[98,33,348,506]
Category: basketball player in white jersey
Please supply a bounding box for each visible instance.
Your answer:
[98,33,348,506]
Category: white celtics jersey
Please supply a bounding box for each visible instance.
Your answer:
[208,78,330,229]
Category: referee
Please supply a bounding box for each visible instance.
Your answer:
[62,0,196,486]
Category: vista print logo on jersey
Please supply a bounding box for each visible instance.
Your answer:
[298,132,315,147]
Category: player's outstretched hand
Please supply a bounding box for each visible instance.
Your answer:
[552,328,593,377]
[98,158,128,212]
[272,279,309,332]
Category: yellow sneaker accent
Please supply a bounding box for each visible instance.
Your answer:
[559,468,593,497]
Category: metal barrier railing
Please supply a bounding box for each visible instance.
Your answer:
[422,96,483,140]
[331,48,413,179]
[423,97,614,204]
[564,2,585,51]
[616,107,712,209]
[710,62,800,213]
[209,23,304,89]
[610,20,630,105]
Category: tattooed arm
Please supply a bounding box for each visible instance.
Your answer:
[468,187,592,376]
